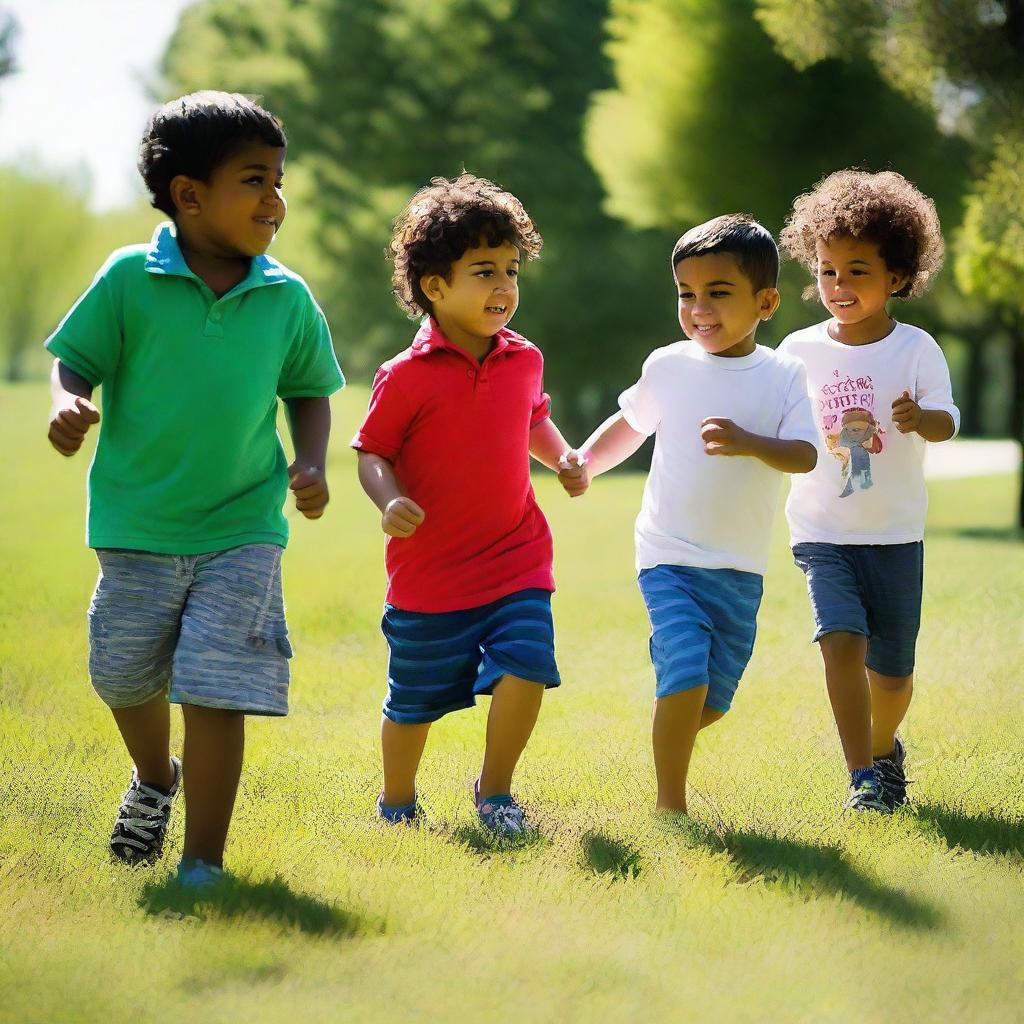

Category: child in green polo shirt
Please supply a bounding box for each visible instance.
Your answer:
[45,92,344,888]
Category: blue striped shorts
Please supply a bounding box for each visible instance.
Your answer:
[88,544,293,716]
[638,564,764,713]
[381,588,561,725]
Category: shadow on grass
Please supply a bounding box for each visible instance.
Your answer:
[914,804,1024,857]
[450,822,545,856]
[140,874,373,937]
[719,831,941,930]
[582,831,642,880]
[928,525,1023,544]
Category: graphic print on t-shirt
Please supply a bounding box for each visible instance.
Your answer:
[817,369,885,498]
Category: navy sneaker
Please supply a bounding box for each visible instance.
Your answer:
[874,736,910,810]
[109,756,182,864]
[843,766,890,814]
[474,780,533,838]
[377,792,419,824]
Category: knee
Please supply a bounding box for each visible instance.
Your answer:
[872,672,913,693]
[699,707,726,730]
[818,631,866,665]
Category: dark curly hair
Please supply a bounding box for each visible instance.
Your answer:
[389,174,543,317]
[780,168,944,300]
[672,214,779,292]
[138,91,286,218]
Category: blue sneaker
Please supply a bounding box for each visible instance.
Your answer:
[377,792,419,824]
[843,766,890,814]
[175,858,226,889]
[874,736,910,810]
[474,780,533,838]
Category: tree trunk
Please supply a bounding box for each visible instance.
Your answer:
[1009,321,1024,530]
[960,337,985,436]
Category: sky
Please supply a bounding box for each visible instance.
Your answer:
[0,0,197,210]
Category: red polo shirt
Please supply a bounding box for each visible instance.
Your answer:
[352,318,555,613]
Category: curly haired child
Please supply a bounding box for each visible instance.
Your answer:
[779,168,960,813]
[352,174,581,837]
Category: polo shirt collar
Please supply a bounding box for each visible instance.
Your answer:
[409,317,528,360]
[144,221,287,295]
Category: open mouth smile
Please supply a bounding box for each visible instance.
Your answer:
[485,305,508,315]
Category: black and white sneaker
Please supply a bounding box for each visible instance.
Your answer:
[843,766,890,814]
[109,756,182,864]
[874,736,910,810]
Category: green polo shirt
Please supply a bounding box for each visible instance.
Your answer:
[45,222,345,554]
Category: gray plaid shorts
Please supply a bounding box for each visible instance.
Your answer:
[88,544,293,716]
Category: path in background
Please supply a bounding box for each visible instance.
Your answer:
[924,439,1020,479]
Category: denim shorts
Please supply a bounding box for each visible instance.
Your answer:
[381,588,560,725]
[88,544,293,716]
[638,564,764,713]
[792,541,923,678]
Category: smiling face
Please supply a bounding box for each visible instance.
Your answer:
[674,252,779,357]
[421,240,520,353]
[174,141,287,258]
[816,234,907,343]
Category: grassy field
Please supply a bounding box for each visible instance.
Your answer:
[1,380,1022,1024]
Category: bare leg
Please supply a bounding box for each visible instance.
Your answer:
[381,717,431,806]
[652,685,709,813]
[818,631,872,771]
[110,692,176,789]
[869,669,913,759]
[478,675,545,799]
[180,704,244,867]
[699,707,725,731]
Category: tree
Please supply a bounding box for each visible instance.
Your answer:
[161,0,676,440]
[584,0,971,346]
[0,9,16,81]
[0,166,93,381]
[753,0,1024,526]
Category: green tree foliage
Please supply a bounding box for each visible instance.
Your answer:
[584,0,970,343]
[0,166,93,381]
[0,9,16,80]
[162,0,676,437]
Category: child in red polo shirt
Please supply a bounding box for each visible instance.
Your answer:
[352,174,581,836]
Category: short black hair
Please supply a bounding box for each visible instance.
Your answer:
[389,173,543,317]
[671,214,779,292]
[138,91,287,218]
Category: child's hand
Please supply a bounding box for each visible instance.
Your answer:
[557,450,590,497]
[701,417,750,457]
[288,463,330,519]
[891,390,922,434]
[382,496,425,538]
[48,395,100,457]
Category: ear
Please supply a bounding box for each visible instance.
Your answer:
[758,287,781,321]
[169,175,202,217]
[889,271,909,297]
[420,273,446,305]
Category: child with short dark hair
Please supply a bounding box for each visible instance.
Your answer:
[46,91,344,885]
[353,174,577,836]
[779,168,959,813]
[570,214,819,814]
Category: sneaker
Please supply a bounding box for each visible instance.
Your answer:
[874,736,910,810]
[109,756,182,864]
[377,792,419,824]
[175,857,226,889]
[474,780,533,838]
[843,766,890,814]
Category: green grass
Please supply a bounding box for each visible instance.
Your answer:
[1,381,1022,1023]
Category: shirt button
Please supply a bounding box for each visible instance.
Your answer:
[211,310,221,322]
[466,369,475,378]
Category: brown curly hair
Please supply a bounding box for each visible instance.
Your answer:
[388,174,543,317]
[780,168,944,300]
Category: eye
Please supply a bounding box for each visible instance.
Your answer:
[475,270,494,278]
[678,292,694,300]
[820,268,836,277]
[710,291,730,299]
[508,268,519,277]
[851,269,868,275]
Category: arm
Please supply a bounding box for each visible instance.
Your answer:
[355,450,424,538]
[579,412,648,477]
[701,417,817,474]
[528,417,573,471]
[891,392,956,442]
[48,358,100,457]
[284,396,331,519]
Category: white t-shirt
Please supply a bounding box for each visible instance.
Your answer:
[618,342,818,576]
[779,320,960,546]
